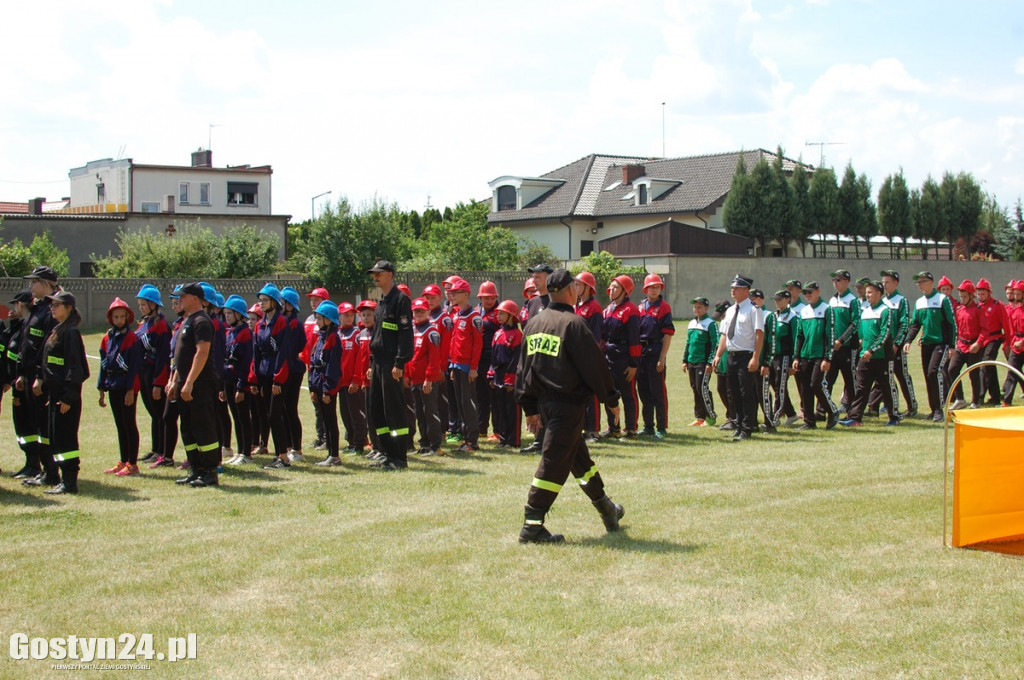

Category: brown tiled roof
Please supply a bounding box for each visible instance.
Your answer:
[0,201,29,214]
[488,149,802,223]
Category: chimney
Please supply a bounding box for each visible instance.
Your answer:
[28,197,45,215]
[191,149,213,168]
[622,164,645,185]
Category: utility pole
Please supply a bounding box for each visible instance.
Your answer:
[805,141,845,168]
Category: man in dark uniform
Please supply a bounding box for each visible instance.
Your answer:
[520,263,553,453]
[167,283,221,487]
[367,260,414,471]
[515,269,624,544]
[18,266,60,487]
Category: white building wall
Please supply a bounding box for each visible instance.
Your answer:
[69,158,131,209]
[132,167,271,216]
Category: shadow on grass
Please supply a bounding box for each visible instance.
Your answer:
[77,480,148,502]
[214,483,284,496]
[574,530,705,554]
[413,459,486,476]
[0,486,62,508]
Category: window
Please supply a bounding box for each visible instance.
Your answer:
[179,182,190,205]
[637,184,648,206]
[496,185,516,211]
[580,240,595,257]
[227,181,258,206]
[199,182,211,205]
[97,183,106,203]
[141,202,160,213]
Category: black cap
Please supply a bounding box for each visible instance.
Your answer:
[801,281,820,292]
[528,263,554,275]
[773,289,791,300]
[8,290,33,304]
[546,269,575,293]
[855,276,871,286]
[912,271,934,282]
[690,296,710,306]
[367,260,395,274]
[45,290,76,307]
[830,269,851,281]
[750,288,765,300]
[713,299,732,314]
[880,269,900,282]
[23,265,58,282]
[866,280,885,292]
[179,282,206,300]
[731,274,753,288]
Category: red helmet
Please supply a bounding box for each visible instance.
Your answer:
[306,287,330,300]
[356,299,378,311]
[976,278,992,291]
[609,275,635,297]
[248,302,264,318]
[443,275,465,290]
[523,277,537,298]
[477,281,498,297]
[642,273,664,291]
[957,279,976,294]
[397,284,412,298]
[575,271,597,293]
[496,299,520,319]
[936,276,953,289]
[106,297,135,326]
[1014,280,1024,292]
[449,278,471,293]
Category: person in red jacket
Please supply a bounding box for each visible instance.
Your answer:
[424,283,454,443]
[99,297,143,476]
[574,271,603,443]
[490,300,523,449]
[336,302,365,455]
[602,275,640,436]
[355,299,382,460]
[636,273,675,439]
[976,278,1011,404]
[448,278,483,452]
[1001,280,1024,405]
[406,297,444,455]
[948,280,983,410]
[302,287,330,450]
[476,281,500,442]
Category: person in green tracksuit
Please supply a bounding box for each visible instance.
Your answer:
[709,300,733,431]
[792,282,839,430]
[824,269,860,413]
[751,289,777,433]
[904,271,958,422]
[769,290,799,426]
[841,280,900,427]
[869,269,918,417]
[681,296,718,427]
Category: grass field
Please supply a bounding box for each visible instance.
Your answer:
[2,331,1023,679]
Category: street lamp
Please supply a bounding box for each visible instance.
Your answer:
[311,191,332,221]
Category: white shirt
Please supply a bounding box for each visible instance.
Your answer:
[723,298,764,352]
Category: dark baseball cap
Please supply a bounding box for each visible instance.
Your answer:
[713,300,731,314]
[8,290,33,304]
[690,296,710,306]
[23,265,58,282]
[750,288,765,300]
[830,269,851,281]
[801,281,820,293]
[546,269,575,293]
[527,263,555,274]
[179,282,206,300]
[367,260,395,274]
[880,269,900,281]
[855,276,871,286]
[912,271,934,282]
[773,289,791,300]
[45,290,76,307]
[785,279,802,289]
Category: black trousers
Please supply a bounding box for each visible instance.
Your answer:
[1002,350,1024,403]
[225,384,252,459]
[48,396,82,464]
[311,390,339,458]
[339,387,368,450]
[162,394,180,460]
[716,373,733,423]
[257,377,290,455]
[251,388,268,451]
[178,381,221,471]
[687,364,716,420]
[870,345,917,413]
[824,345,856,409]
[604,357,638,432]
[411,382,444,450]
[583,394,601,434]
[726,351,758,435]
[369,360,409,464]
[921,343,951,414]
[796,357,837,426]
[492,384,521,447]
[527,399,606,513]
[476,353,493,436]
[769,356,796,422]
[980,341,1004,401]
[11,387,39,469]
[949,349,982,404]
[451,369,479,445]
[138,365,166,456]
[443,370,461,435]
[283,370,304,450]
[847,358,896,422]
[637,350,668,431]
[108,388,140,464]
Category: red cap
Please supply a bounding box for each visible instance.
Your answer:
[976,278,992,291]
[411,297,430,311]
[1014,280,1024,292]
[642,273,664,291]
[936,276,953,289]
[576,271,597,293]
[477,281,498,297]
[423,284,443,297]
[957,279,976,293]
[397,283,412,298]
[356,299,377,311]
[443,275,465,290]
[336,301,355,315]
[106,297,135,326]
[449,278,471,293]
[609,275,635,297]
[306,287,330,300]
[1006,280,1016,290]
[248,302,264,318]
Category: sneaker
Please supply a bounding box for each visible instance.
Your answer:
[252,446,269,456]
[225,453,241,465]
[263,458,291,470]
[237,455,255,464]
[718,421,736,431]
[221,447,234,459]
[486,433,500,443]
[584,432,601,444]
[782,415,799,427]
[176,461,191,470]
[839,419,861,427]
[931,411,944,422]
[598,428,622,438]
[704,416,717,427]
[12,466,41,479]
[116,463,140,476]
[288,451,305,463]
[639,427,655,436]
[416,446,433,455]
[797,423,817,431]
[825,412,840,430]
[104,461,127,474]
[879,405,888,414]
[969,403,981,409]
[149,456,175,469]
[623,430,638,438]
[456,442,480,453]
[885,418,901,426]
[445,433,462,444]
[654,429,667,440]
[139,452,159,463]
[373,460,408,471]
[687,419,705,427]
[1002,402,1012,408]
[950,399,969,411]
[985,397,1001,406]
[316,456,342,467]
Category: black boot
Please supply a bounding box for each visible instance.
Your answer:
[592,495,624,532]
[189,469,219,487]
[61,459,80,494]
[518,505,564,544]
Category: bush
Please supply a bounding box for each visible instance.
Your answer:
[569,251,648,304]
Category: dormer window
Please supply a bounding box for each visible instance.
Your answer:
[487,175,566,212]
[638,184,648,206]
[631,177,681,207]
[497,185,517,212]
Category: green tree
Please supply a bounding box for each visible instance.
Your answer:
[26,231,71,278]
[991,198,1024,261]
[723,154,758,244]
[916,177,943,260]
[857,173,877,258]
[808,167,840,255]
[0,238,33,278]
[769,147,795,257]
[954,172,983,253]
[218,225,280,278]
[837,163,863,257]
[568,250,647,305]
[878,170,912,259]
[789,158,812,257]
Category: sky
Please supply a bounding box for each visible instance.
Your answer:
[2,0,1024,221]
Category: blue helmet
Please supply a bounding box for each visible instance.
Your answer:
[314,300,340,325]
[212,291,225,309]
[223,294,249,317]
[280,286,300,309]
[169,283,184,300]
[258,283,284,307]
[137,284,163,307]
[199,283,218,306]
